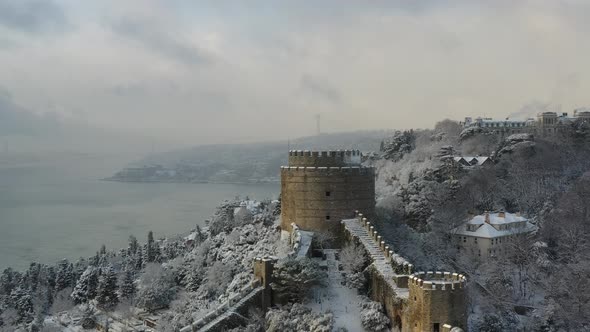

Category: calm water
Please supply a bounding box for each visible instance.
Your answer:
[0,153,278,271]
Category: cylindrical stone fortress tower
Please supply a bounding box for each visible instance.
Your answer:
[406,272,467,332]
[280,150,375,239]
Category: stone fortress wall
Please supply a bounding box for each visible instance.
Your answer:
[342,213,467,332]
[280,150,375,238]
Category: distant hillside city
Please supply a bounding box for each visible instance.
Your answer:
[106,108,590,184]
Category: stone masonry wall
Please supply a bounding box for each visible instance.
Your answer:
[280,166,375,237]
[407,273,467,332]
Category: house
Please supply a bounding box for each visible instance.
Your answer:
[452,156,493,168]
[451,211,537,261]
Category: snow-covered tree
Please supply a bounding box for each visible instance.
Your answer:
[70,266,99,304]
[477,313,505,332]
[135,250,144,271]
[9,287,34,324]
[380,130,416,161]
[96,266,119,310]
[340,242,369,290]
[0,268,16,296]
[271,258,326,303]
[205,261,235,298]
[119,269,136,301]
[146,231,155,263]
[128,235,139,255]
[54,259,73,292]
[183,261,204,292]
[135,264,175,312]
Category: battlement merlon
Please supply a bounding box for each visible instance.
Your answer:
[288,150,362,167]
[409,272,467,290]
[280,165,374,175]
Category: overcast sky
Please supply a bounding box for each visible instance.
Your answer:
[1,0,590,145]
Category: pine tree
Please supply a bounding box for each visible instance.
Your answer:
[43,286,54,314]
[54,259,72,292]
[128,235,139,255]
[183,269,202,292]
[90,252,100,266]
[196,225,205,243]
[119,269,136,300]
[71,267,99,304]
[1,268,15,295]
[100,244,107,256]
[164,243,177,261]
[73,259,87,285]
[146,231,155,263]
[153,243,162,263]
[10,287,34,324]
[26,262,40,292]
[46,266,56,290]
[98,254,108,267]
[96,266,119,310]
[135,250,144,271]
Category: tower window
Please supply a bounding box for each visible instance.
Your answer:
[325,191,331,197]
[325,215,331,220]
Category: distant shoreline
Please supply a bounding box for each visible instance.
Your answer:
[100,177,280,185]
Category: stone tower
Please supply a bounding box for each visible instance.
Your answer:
[406,272,467,332]
[280,150,375,239]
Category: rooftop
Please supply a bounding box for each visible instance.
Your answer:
[452,212,537,238]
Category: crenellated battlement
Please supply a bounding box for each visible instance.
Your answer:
[354,212,414,275]
[288,149,362,157]
[280,165,374,176]
[409,271,467,290]
[288,150,362,167]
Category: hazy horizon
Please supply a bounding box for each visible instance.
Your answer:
[2,0,590,148]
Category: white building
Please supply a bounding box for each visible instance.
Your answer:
[452,211,537,261]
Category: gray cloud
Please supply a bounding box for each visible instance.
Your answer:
[299,75,341,104]
[0,0,67,33]
[1,1,590,144]
[109,82,149,97]
[109,17,212,66]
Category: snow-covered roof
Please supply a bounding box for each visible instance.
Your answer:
[453,156,491,166]
[469,212,527,225]
[452,212,537,238]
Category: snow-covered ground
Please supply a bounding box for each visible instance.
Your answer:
[306,249,365,332]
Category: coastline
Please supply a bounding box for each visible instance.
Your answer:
[100,177,280,185]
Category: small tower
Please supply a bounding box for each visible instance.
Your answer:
[253,257,277,310]
[406,272,467,332]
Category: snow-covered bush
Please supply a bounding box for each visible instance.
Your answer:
[265,303,333,332]
[476,313,504,332]
[271,258,326,303]
[359,298,390,332]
